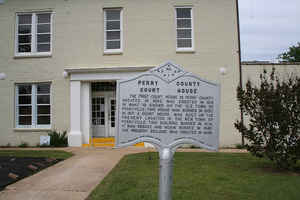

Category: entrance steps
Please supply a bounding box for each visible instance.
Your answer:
[82,137,144,147]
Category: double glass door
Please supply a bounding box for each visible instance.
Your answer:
[92,91,116,137]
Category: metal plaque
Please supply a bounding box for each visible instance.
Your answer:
[116,62,220,151]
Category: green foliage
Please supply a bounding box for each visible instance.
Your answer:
[48,130,68,147]
[18,142,29,148]
[235,143,245,149]
[235,68,300,170]
[278,42,300,62]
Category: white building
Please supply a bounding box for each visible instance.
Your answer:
[0,0,242,147]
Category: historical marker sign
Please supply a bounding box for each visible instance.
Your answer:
[116,62,220,151]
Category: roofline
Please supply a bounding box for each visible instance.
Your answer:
[242,62,300,66]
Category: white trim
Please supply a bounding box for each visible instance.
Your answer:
[65,66,154,73]
[69,71,147,81]
[65,66,154,81]
[15,12,53,57]
[103,8,123,54]
[175,7,194,52]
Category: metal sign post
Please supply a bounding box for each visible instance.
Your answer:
[116,61,220,200]
[158,148,174,200]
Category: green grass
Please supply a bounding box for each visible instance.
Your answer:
[0,150,73,159]
[88,152,300,200]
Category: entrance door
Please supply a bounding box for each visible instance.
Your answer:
[92,91,116,137]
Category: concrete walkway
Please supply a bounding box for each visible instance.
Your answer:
[0,147,247,200]
[0,147,150,200]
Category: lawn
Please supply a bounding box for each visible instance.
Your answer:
[88,152,300,200]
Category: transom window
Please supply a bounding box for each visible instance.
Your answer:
[175,7,194,51]
[16,12,52,56]
[104,9,122,53]
[16,83,51,128]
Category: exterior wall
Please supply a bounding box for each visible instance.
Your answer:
[0,0,241,147]
[242,63,300,86]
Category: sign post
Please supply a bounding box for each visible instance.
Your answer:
[116,62,220,200]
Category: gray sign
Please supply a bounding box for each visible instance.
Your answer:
[116,61,220,151]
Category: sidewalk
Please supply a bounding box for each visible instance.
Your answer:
[0,147,247,200]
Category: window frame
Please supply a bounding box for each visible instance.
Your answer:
[15,83,52,129]
[175,6,194,52]
[15,12,53,57]
[103,8,123,54]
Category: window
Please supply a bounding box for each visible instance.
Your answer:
[175,7,194,51]
[104,9,122,53]
[16,12,52,56]
[16,83,51,128]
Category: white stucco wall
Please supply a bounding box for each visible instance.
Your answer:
[242,63,300,85]
[0,0,241,147]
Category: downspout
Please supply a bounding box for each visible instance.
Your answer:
[235,0,244,145]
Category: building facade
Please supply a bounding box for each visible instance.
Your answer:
[0,0,241,147]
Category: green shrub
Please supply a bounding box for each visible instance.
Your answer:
[48,130,68,147]
[18,142,29,148]
[235,68,300,170]
[235,144,245,149]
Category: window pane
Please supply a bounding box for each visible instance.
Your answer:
[19,85,32,94]
[18,45,31,52]
[106,10,120,20]
[18,25,31,34]
[177,29,192,39]
[37,95,50,104]
[19,96,31,104]
[38,105,50,114]
[37,34,51,43]
[37,83,50,94]
[176,8,191,18]
[106,21,120,30]
[100,119,105,125]
[19,106,32,115]
[19,116,32,125]
[107,41,120,49]
[177,39,192,48]
[177,19,191,28]
[18,14,32,24]
[37,24,50,33]
[37,116,50,125]
[37,44,50,52]
[37,13,51,23]
[106,31,120,40]
[18,35,31,43]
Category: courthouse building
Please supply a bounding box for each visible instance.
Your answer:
[0,0,241,147]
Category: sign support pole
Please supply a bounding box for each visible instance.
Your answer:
[158,148,174,200]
